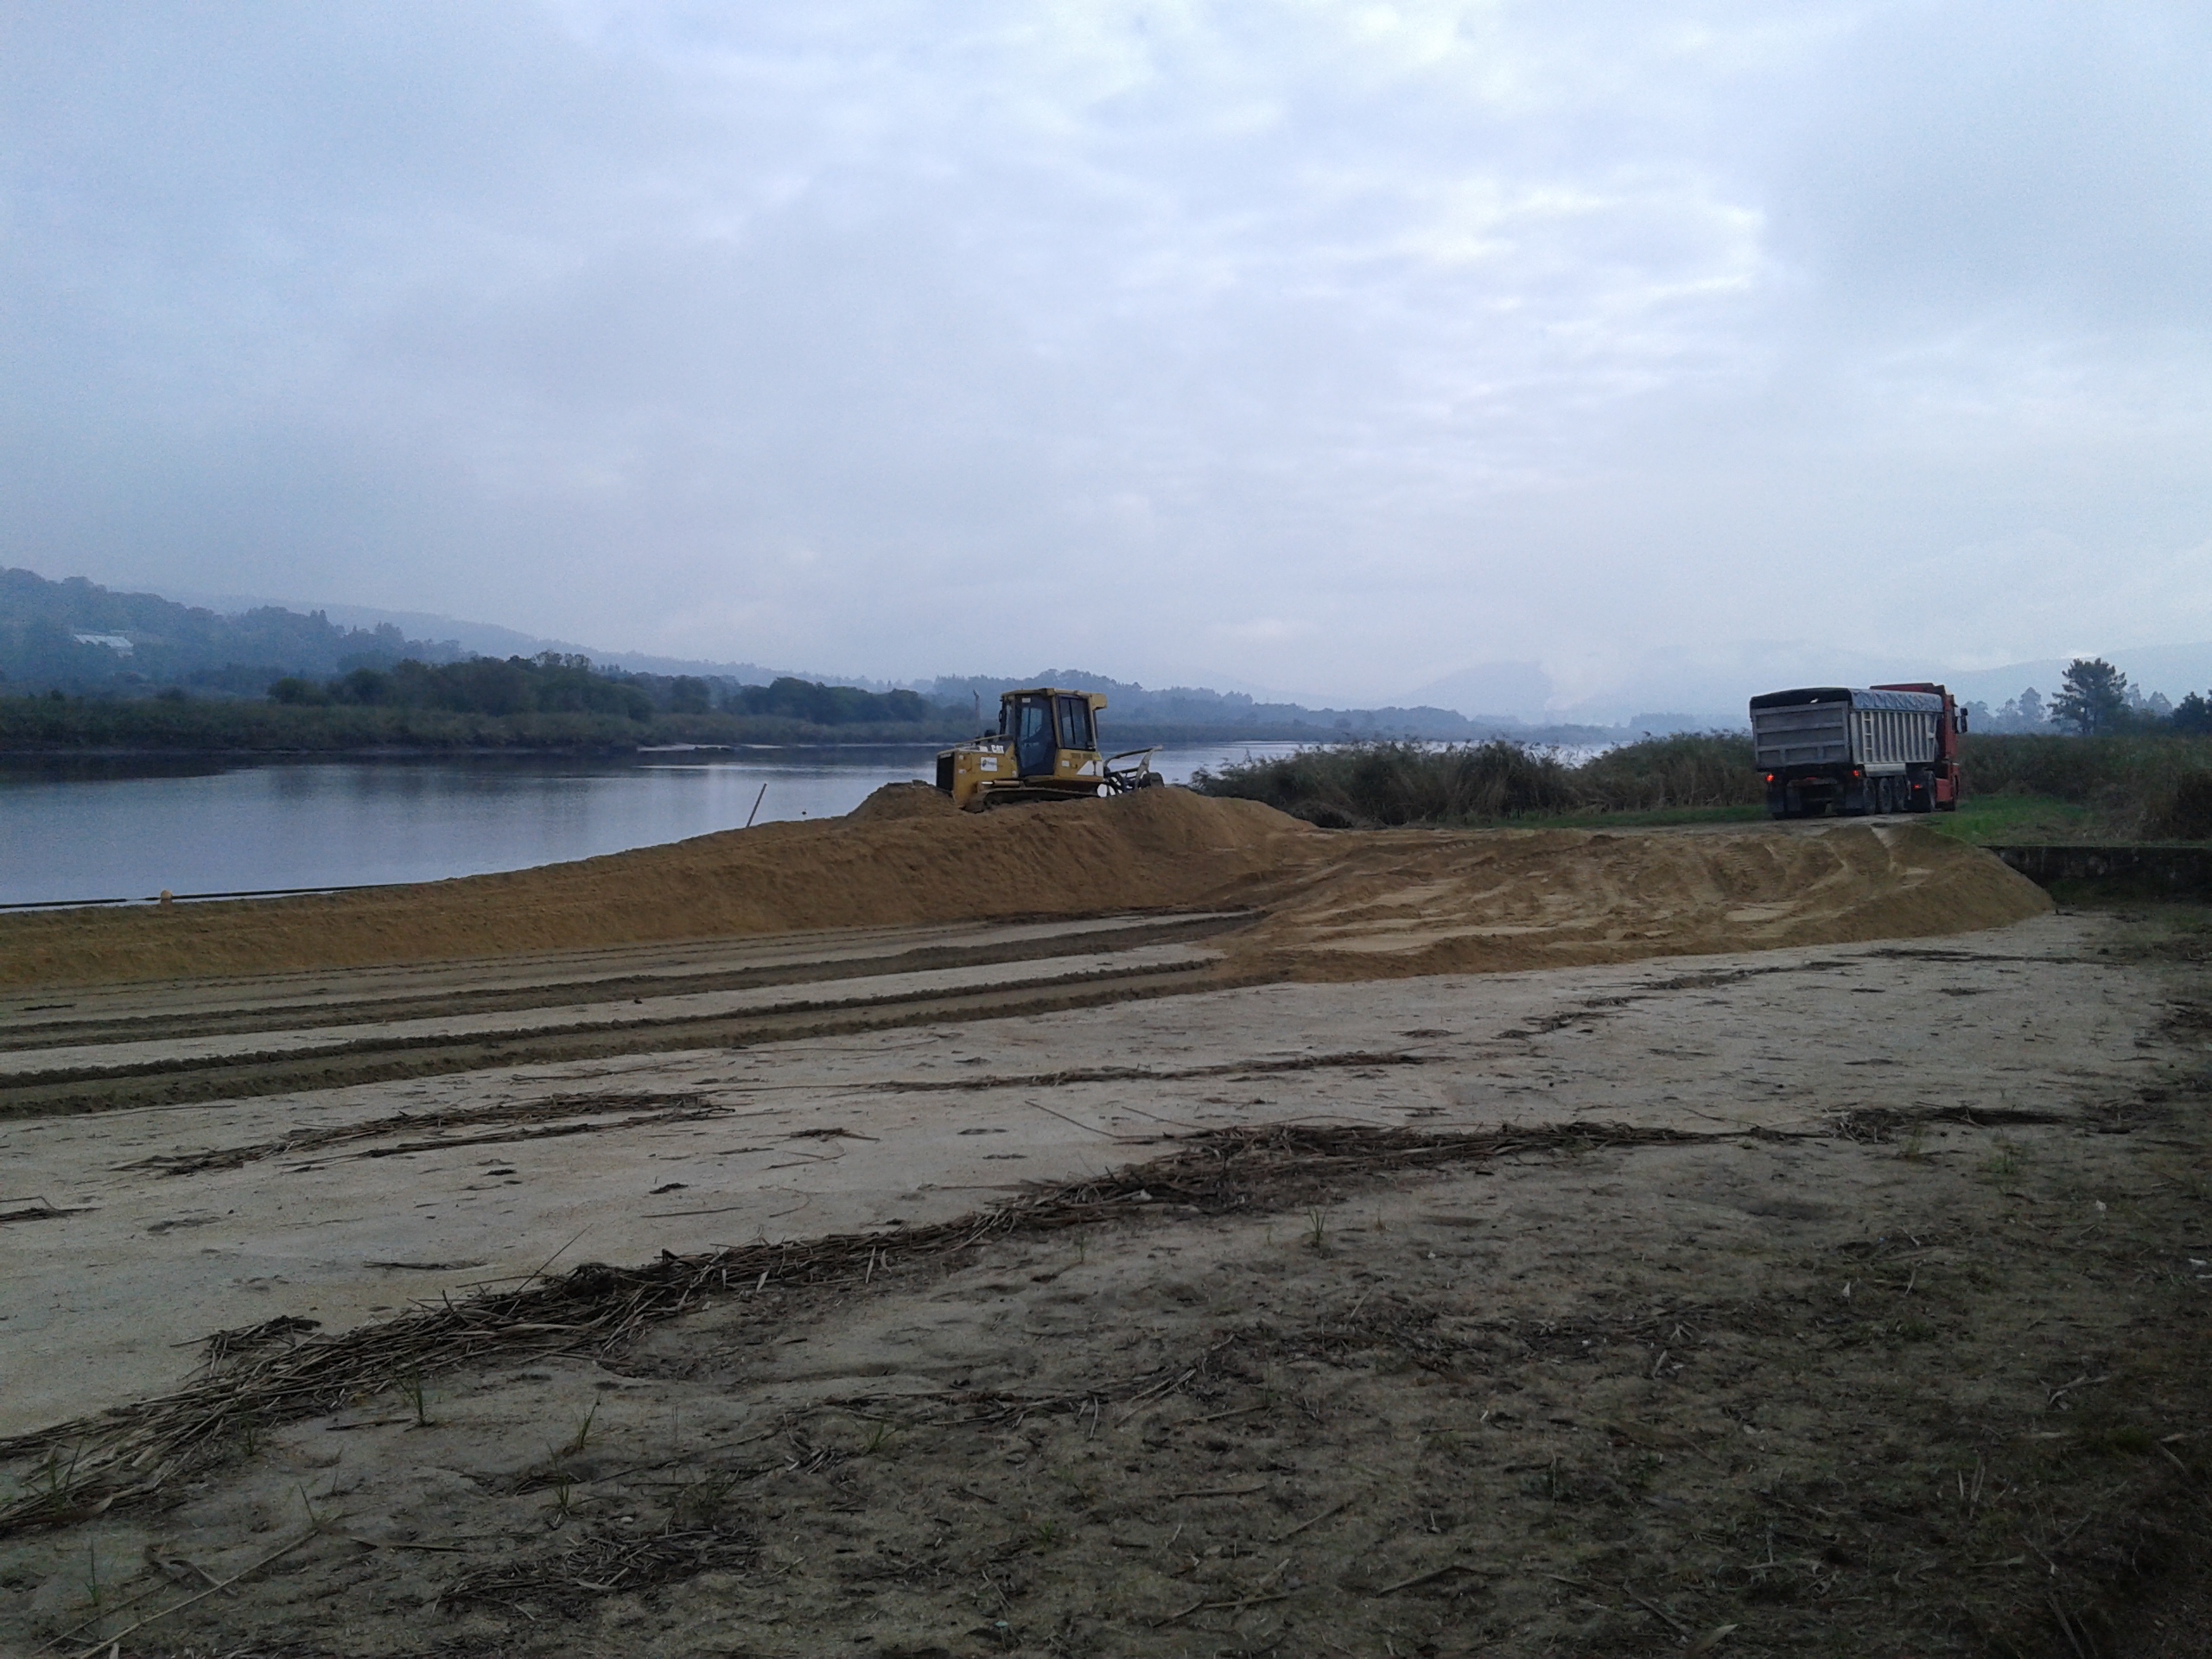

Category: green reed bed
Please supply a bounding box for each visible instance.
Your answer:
[1959,734,2212,838]
[1198,732,2212,839]
[1192,734,1758,829]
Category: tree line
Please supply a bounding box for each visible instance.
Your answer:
[269,656,950,727]
[1966,658,2210,737]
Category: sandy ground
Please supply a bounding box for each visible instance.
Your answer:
[0,906,2082,1438]
[2,788,2044,992]
[5,902,2209,1656]
[10,794,2196,1658]
[0,942,1222,1083]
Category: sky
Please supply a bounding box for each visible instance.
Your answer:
[3,2,2209,716]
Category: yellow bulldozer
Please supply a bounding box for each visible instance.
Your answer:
[934,686,1163,810]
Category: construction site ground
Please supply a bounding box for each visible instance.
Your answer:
[2,789,2206,1657]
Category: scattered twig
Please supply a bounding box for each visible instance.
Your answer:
[1020,1097,1124,1138]
[2048,1592,2093,1659]
[0,1200,88,1225]
[124,1094,718,1178]
[0,1119,1751,1535]
[1157,1589,1296,1624]
[1375,1560,1478,1596]
[1186,1402,1268,1426]
[60,1527,324,1656]
[197,1314,321,1369]
[1620,1582,1694,1637]
[345,1535,470,1553]
[1270,1498,1351,1542]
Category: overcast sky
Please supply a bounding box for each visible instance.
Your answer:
[4,2,2209,712]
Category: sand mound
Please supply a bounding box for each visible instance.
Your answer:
[0,786,1313,988]
[0,789,2050,991]
[844,781,961,823]
[1213,822,2052,981]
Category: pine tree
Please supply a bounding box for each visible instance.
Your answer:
[2049,658,2130,736]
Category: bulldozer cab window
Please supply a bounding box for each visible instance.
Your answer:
[1054,695,1094,753]
[1012,697,1055,777]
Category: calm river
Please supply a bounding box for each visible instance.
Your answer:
[0,742,1311,907]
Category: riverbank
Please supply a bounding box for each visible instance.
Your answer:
[0,785,2049,991]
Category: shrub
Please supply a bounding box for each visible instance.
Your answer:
[1571,733,1759,811]
[1194,740,1576,827]
[2149,772,2212,841]
[1194,733,1756,827]
[1961,734,2212,834]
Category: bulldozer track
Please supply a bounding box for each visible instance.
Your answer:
[0,912,1259,1121]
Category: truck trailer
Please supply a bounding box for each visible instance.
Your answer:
[1750,683,1966,818]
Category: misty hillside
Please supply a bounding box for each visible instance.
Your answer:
[2,569,1635,742]
[923,671,1613,742]
[0,568,470,694]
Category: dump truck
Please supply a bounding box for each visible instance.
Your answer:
[935,686,1162,810]
[1750,682,1966,818]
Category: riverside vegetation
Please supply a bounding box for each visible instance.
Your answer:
[1194,734,2212,842]
[0,664,968,752]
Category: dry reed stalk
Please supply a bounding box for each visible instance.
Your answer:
[0,1120,1716,1536]
[124,1091,721,1176]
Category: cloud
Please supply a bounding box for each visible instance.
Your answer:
[1,2,2206,705]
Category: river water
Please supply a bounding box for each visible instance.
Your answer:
[0,742,1314,907]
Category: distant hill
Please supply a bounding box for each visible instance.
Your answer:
[1940,646,2212,709]
[925,670,1619,745]
[140,587,817,688]
[257,600,816,688]
[0,567,476,694]
[3,569,1631,743]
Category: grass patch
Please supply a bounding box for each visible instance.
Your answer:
[1923,792,2105,845]
[1961,734,2212,839]
[2099,903,2212,963]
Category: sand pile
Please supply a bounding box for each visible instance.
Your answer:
[0,787,2049,991]
[842,780,961,823]
[1213,821,2052,981]
[0,785,1312,989]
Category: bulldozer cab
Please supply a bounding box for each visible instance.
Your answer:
[1005,690,1094,779]
[935,687,1158,810]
